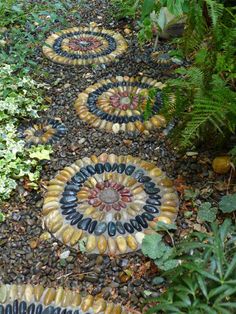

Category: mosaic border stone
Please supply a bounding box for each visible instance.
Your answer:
[0,284,129,314]
[18,118,67,146]
[74,76,166,133]
[42,153,179,255]
[151,50,172,65]
[43,26,128,66]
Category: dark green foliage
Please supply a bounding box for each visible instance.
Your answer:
[144,219,236,314]
[219,194,236,213]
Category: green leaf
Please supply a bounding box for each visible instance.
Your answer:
[219,194,236,213]
[142,233,166,259]
[155,221,177,231]
[197,202,217,222]
[141,0,155,20]
[0,212,5,223]
[28,145,52,160]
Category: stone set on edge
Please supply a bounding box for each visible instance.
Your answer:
[0,284,128,314]
[18,119,67,146]
[42,153,179,255]
[43,26,127,66]
[74,76,166,133]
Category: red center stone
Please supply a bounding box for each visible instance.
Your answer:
[68,37,102,51]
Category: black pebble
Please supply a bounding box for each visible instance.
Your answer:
[42,307,54,314]
[144,181,155,189]
[146,198,161,206]
[142,212,155,221]
[77,217,92,230]
[104,162,112,172]
[124,222,134,233]
[53,308,61,314]
[116,221,126,234]
[149,194,161,200]
[136,215,148,228]
[88,220,97,233]
[86,165,96,175]
[145,187,160,194]
[139,176,151,183]
[19,302,27,314]
[117,163,126,174]
[27,304,35,314]
[72,173,85,184]
[108,221,116,236]
[95,163,104,174]
[64,184,81,192]
[143,205,159,213]
[13,300,18,314]
[130,219,142,231]
[70,213,83,225]
[0,305,4,314]
[60,195,77,204]
[6,305,12,314]
[36,305,42,314]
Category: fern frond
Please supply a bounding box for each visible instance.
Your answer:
[205,0,224,26]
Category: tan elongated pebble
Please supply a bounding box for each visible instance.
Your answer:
[158,211,176,219]
[134,121,145,132]
[55,287,64,305]
[149,221,157,229]
[42,202,59,215]
[84,207,96,216]
[157,216,172,224]
[71,291,82,306]
[61,289,73,307]
[24,284,34,302]
[34,285,44,302]
[116,236,127,253]
[163,193,178,201]
[98,235,107,254]
[98,152,108,162]
[86,235,97,252]
[132,186,143,195]
[160,205,178,213]
[126,235,138,250]
[108,237,117,254]
[43,288,56,305]
[51,219,63,233]
[17,285,25,299]
[149,168,162,176]
[104,303,114,314]
[70,229,83,246]
[150,116,162,127]
[62,226,74,244]
[93,298,107,313]
[160,178,173,187]
[9,284,18,301]
[81,295,94,311]
[127,207,137,217]
[0,285,7,303]
[91,155,99,164]
[113,304,122,314]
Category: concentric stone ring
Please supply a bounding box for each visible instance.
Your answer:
[74,76,166,133]
[43,26,128,65]
[43,153,178,255]
[18,118,67,146]
[0,284,129,314]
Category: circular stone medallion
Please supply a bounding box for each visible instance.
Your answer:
[18,118,67,146]
[74,76,166,133]
[43,26,128,65]
[0,284,129,313]
[42,153,179,255]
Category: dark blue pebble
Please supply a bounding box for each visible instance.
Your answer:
[117,163,126,174]
[66,311,72,314]
[53,308,61,314]
[60,195,77,204]
[111,163,118,172]
[124,222,134,233]
[136,215,148,228]
[130,219,142,231]
[146,198,161,206]
[27,304,35,314]
[149,194,161,200]
[13,300,18,314]
[19,302,27,314]
[88,220,97,233]
[95,163,104,174]
[61,202,77,210]
[143,205,159,213]
[104,162,112,172]
[36,305,43,314]
[144,181,155,189]
[0,305,4,314]
[61,208,76,215]
[116,221,126,234]
[132,169,145,180]
[66,211,81,220]
[73,311,80,314]
[142,212,155,221]
[125,165,135,175]
[60,310,66,314]
[70,213,83,225]
[64,184,81,192]
[108,221,116,236]
[42,307,54,314]
[79,167,90,178]
[86,165,96,175]
[139,176,152,183]
[77,217,91,230]
[6,305,12,314]
[62,190,76,196]
[145,187,160,194]
[72,173,85,184]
